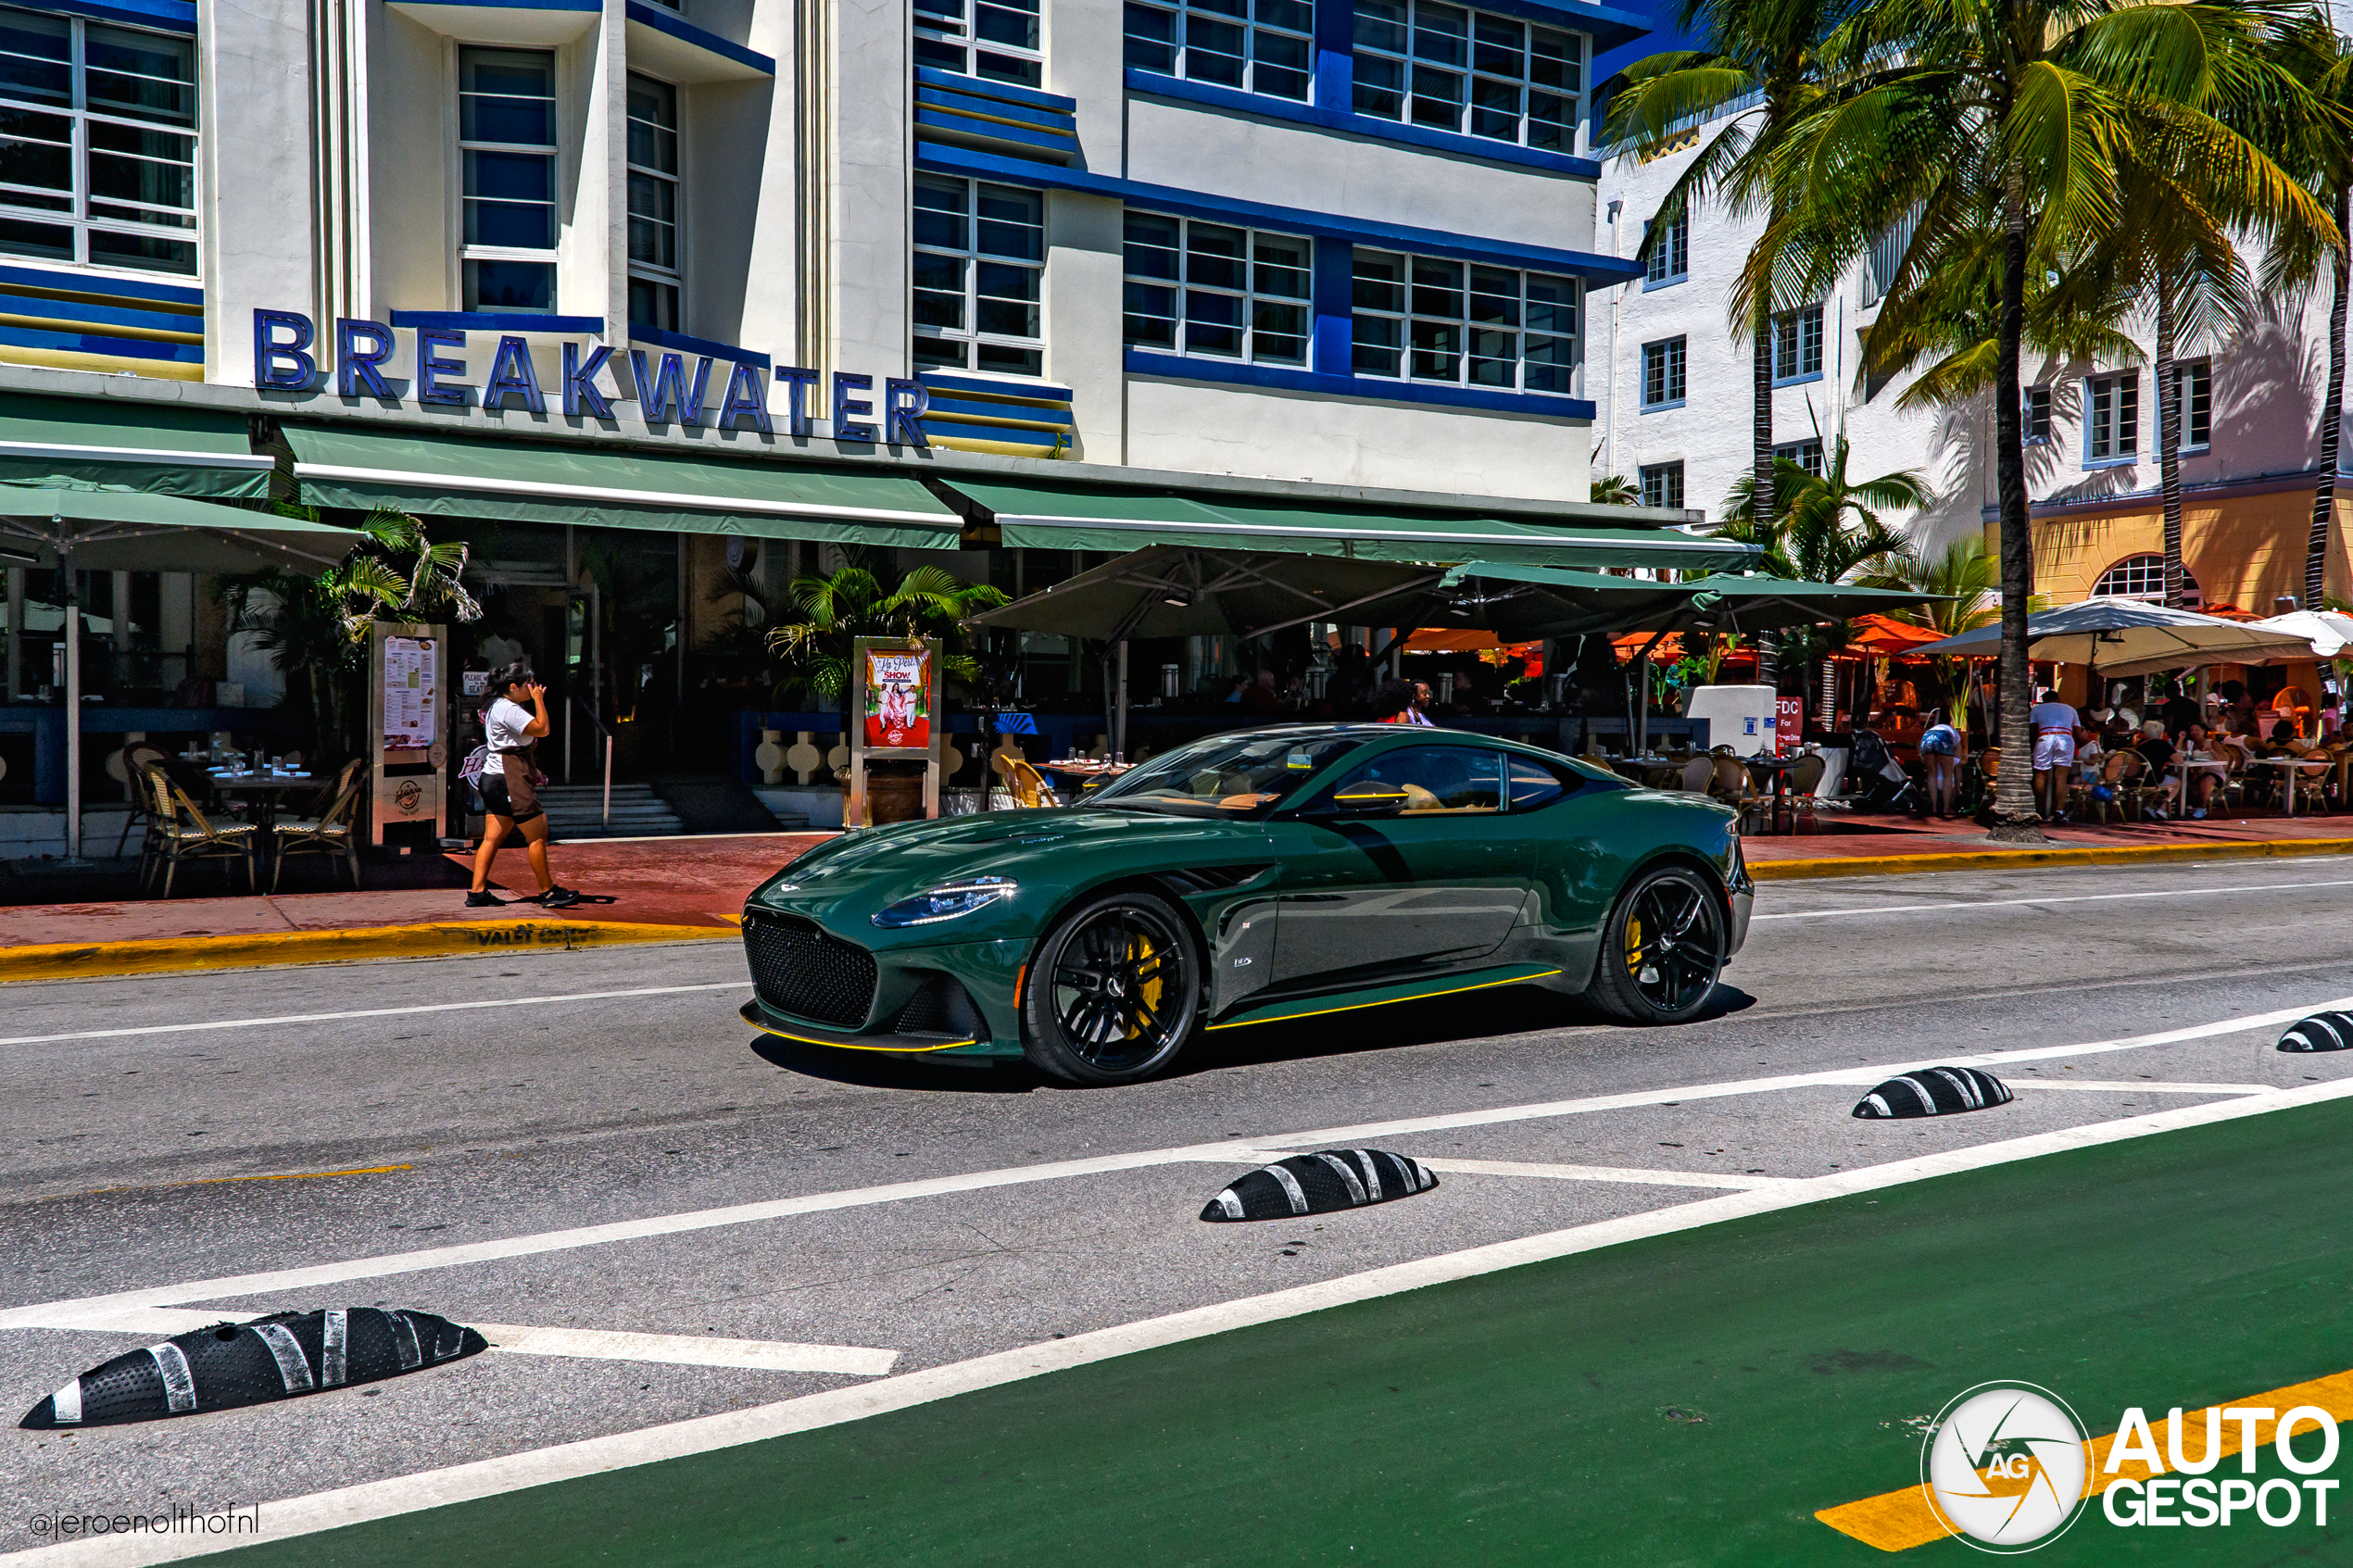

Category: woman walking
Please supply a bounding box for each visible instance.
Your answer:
[467,662,581,909]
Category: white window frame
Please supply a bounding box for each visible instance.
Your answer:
[1639,461,1683,510]
[1642,213,1686,288]
[2085,370,2139,466]
[1124,0,1314,103]
[1350,247,1579,394]
[457,44,560,315]
[2090,555,2169,603]
[1640,335,1685,410]
[0,5,199,276]
[916,0,1043,90]
[1352,0,1582,153]
[2172,358,2210,452]
[912,173,1045,378]
[1771,302,1822,383]
[1772,438,1824,478]
[624,70,680,332]
[1121,212,1313,366]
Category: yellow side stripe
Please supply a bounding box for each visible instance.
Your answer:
[746,1020,977,1054]
[1206,970,1560,1031]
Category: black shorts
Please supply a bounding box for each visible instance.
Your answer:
[481,754,543,824]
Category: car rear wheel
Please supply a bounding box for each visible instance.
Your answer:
[1021,891,1203,1085]
[1585,864,1726,1025]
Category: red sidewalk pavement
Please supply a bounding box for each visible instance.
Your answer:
[1739,809,2353,867]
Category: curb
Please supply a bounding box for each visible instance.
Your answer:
[1748,834,2353,881]
[0,919,736,985]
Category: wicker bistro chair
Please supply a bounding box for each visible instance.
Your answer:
[992,753,1062,809]
[1679,755,1716,794]
[112,743,172,858]
[2070,751,2131,826]
[271,764,365,891]
[1784,750,1829,831]
[146,769,257,896]
[1707,751,1770,834]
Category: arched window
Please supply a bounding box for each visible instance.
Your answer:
[2090,555,2199,607]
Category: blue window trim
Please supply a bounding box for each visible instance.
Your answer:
[1641,271,1685,292]
[630,325,767,369]
[1770,370,1822,389]
[1640,396,1684,413]
[1125,69,1600,180]
[0,322,200,362]
[2082,370,2140,470]
[917,369,1075,404]
[0,260,200,307]
[1478,0,1648,50]
[2082,453,2139,471]
[912,64,1076,115]
[915,143,1642,284]
[389,310,607,333]
[1126,349,1592,421]
[40,0,195,31]
[623,1,774,76]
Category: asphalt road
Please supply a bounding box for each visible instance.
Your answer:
[3,855,2352,1560]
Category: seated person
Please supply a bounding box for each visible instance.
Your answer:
[2134,720,2183,821]
[2176,722,2228,817]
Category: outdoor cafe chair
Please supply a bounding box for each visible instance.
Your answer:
[114,742,172,859]
[1784,751,1828,831]
[1706,753,1770,834]
[1679,755,1715,794]
[145,767,257,897]
[992,753,1062,809]
[271,764,365,891]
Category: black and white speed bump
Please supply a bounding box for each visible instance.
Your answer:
[1201,1148,1435,1222]
[2278,1011,2353,1052]
[20,1308,487,1429]
[1851,1066,2014,1120]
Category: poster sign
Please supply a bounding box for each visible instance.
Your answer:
[1776,696,1804,756]
[382,635,439,752]
[863,646,932,751]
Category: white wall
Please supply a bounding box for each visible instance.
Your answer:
[830,0,911,378]
[201,0,316,385]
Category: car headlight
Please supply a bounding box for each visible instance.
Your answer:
[872,876,1018,928]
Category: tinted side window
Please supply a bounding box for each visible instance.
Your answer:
[1506,756,1579,810]
[1325,746,1503,813]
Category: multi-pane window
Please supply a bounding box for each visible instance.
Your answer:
[2091,555,2168,603]
[1772,438,1824,478]
[459,47,558,313]
[1125,0,1313,102]
[2173,358,2211,449]
[1643,214,1686,286]
[912,175,1044,377]
[625,73,679,332]
[1353,0,1579,152]
[1771,303,1822,382]
[0,5,197,274]
[1639,461,1683,510]
[915,0,1042,90]
[1641,336,1685,408]
[2086,370,2138,462]
[2023,383,2052,443]
[1122,214,1310,364]
[1350,249,1577,392]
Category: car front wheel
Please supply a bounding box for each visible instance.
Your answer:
[1020,891,1203,1084]
[1585,864,1727,1025]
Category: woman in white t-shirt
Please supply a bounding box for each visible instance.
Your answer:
[466,663,579,909]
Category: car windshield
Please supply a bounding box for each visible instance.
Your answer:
[1084,733,1368,818]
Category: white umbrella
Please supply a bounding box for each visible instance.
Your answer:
[2248,608,2353,660]
[1912,597,2319,677]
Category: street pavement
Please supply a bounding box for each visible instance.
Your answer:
[3,856,2352,1562]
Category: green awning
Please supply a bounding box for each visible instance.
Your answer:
[943,478,1755,573]
[1436,562,1939,638]
[0,391,273,498]
[284,423,964,550]
[0,484,367,572]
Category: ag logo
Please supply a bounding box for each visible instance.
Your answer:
[394,780,423,814]
[1923,1383,2090,1551]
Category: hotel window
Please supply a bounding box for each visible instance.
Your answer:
[2023,383,2051,443]
[1772,437,1823,478]
[1122,213,1310,365]
[1771,302,1822,382]
[0,5,198,274]
[915,0,1042,90]
[2173,358,2210,449]
[1350,249,1579,392]
[912,175,1043,376]
[1124,0,1314,102]
[1353,0,1580,152]
[1641,335,1685,409]
[459,47,559,313]
[625,73,680,332]
[2086,370,2138,463]
[2090,554,2168,603]
[1639,461,1683,510]
[1643,213,1686,286]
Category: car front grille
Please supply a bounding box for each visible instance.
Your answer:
[743,911,878,1030]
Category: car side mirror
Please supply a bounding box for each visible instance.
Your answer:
[1312,784,1413,819]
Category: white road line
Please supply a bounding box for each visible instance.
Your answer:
[0,983,748,1048]
[4,994,2339,1334]
[1406,1158,1788,1190]
[473,1326,899,1377]
[2007,1079,2274,1095]
[15,1072,2353,1568]
[1751,875,2353,922]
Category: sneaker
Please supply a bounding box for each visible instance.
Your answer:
[465,890,502,908]
[2148,808,2169,822]
[540,885,582,909]
[2191,808,2207,819]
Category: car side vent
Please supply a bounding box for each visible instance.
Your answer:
[1164,864,1273,894]
[892,974,990,1042]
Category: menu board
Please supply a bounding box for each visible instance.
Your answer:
[383,635,439,751]
[862,646,931,750]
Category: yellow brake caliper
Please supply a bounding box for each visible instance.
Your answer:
[1128,933,1162,1037]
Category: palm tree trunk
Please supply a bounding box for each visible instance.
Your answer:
[1753,296,1777,693]
[2157,277,2184,610]
[1991,187,2043,837]
[2308,182,2348,609]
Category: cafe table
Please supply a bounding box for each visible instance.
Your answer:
[208,770,318,871]
[2247,755,2328,817]
[1743,754,1800,833]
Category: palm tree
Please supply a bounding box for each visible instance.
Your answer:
[1773,0,2331,834]
[2273,13,2353,609]
[1878,534,2038,724]
[1590,472,1642,506]
[1720,431,1929,582]
[765,554,1007,724]
[1605,0,1851,534]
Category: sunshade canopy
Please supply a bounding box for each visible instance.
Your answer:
[0,391,272,498]
[0,485,366,572]
[967,544,1453,642]
[1843,612,1955,656]
[285,423,964,551]
[1420,563,1940,639]
[2250,608,2353,660]
[942,478,1756,573]
[1910,597,2319,675]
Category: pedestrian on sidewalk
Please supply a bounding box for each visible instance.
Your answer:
[1918,707,1964,817]
[2029,687,2079,821]
[467,663,582,909]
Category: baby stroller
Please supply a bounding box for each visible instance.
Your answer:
[1848,726,1923,814]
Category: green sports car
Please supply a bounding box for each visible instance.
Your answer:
[739,724,1753,1085]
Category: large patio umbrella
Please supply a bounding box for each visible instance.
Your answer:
[0,485,368,859]
[2249,608,2353,660]
[1909,598,2318,678]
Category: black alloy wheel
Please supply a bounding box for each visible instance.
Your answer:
[1586,864,1727,1024]
[1021,891,1203,1084]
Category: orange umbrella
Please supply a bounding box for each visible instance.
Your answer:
[1403,627,1538,653]
[1844,613,1951,656]
[1612,631,1685,661]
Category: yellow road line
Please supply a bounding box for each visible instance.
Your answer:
[1818,1368,2353,1550]
[1752,836,2353,882]
[1205,970,1561,1031]
[0,920,734,983]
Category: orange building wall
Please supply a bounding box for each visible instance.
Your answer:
[1983,488,2353,610]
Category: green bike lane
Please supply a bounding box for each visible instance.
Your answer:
[182,1097,2351,1568]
